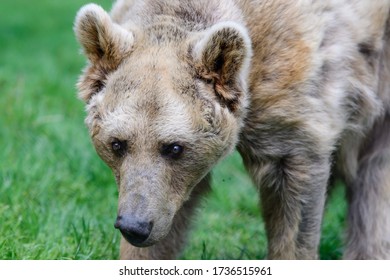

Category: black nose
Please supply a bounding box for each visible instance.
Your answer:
[114,216,153,246]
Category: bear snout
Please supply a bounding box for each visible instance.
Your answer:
[114,215,153,247]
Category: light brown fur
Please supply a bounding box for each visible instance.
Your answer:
[74,0,390,259]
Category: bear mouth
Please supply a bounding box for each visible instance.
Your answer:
[120,230,154,247]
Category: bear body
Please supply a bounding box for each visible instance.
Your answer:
[74,0,390,259]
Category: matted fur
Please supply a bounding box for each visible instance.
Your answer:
[74,0,390,259]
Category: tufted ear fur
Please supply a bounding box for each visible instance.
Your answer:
[193,22,252,107]
[74,3,134,63]
[74,4,134,102]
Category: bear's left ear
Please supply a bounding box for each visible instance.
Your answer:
[193,22,252,105]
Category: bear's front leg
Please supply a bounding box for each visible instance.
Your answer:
[245,153,330,259]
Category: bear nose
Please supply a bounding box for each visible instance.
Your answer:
[114,216,153,246]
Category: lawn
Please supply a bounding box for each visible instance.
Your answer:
[0,0,346,259]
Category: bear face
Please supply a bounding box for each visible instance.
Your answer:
[74,4,251,246]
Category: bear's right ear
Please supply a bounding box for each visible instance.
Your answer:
[74,4,134,102]
[74,3,134,64]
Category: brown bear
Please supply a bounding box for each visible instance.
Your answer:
[74,0,390,259]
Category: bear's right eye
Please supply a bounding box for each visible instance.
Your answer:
[111,140,127,157]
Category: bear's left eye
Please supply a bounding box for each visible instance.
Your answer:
[111,140,127,157]
[161,143,184,160]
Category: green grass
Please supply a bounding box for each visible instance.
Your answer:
[0,0,346,259]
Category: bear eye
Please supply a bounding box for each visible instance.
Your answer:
[161,143,184,159]
[111,140,127,157]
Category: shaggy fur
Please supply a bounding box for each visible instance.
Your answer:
[74,0,390,259]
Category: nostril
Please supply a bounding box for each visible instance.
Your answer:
[114,216,153,246]
[114,216,123,229]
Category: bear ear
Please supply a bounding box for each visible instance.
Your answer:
[74,3,134,63]
[193,22,252,105]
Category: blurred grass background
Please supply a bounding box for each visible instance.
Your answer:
[0,0,346,259]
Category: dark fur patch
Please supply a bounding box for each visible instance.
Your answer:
[358,42,379,68]
[358,42,375,58]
